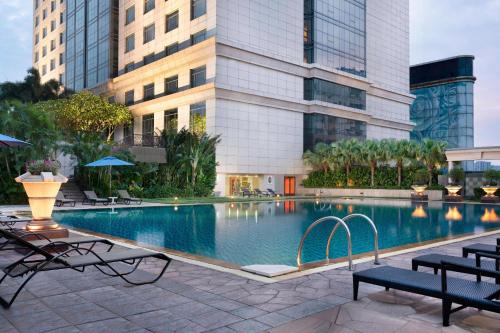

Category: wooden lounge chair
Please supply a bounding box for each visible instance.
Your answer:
[0,229,171,308]
[117,190,142,205]
[55,191,76,207]
[353,263,500,326]
[462,238,500,257]
[83,190,109,206]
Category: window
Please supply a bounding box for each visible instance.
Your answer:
[42,65,47,75]
[59,73,63,83]
[165,75,178,94]
[125,90,134,106]
[144,0,155,14]
[304,78,366,110]
[143,53,155,65]
[60,12,64,24]
[165,11,178,33]
[142,114,155,145]
[191,30,206,45]
[43,9,47,19]
[43,27,47,38]
[125,6,135,25]
[50,59,56,71]
[51,1,56,12]
[190,102,206,134]
[34,52,39,63]
[190,66,206,88]
[124,62,134,73]
[59,52,64,65]
[143,83,155,101]
[35,0,39,9]
[125,34,135,52]
[165,42,178,56]
[164,109,178,132]
[59,32,64,44]
[35,34,39,45]
[42,46,47,57]
[191,0,206,20]
[50,20,56,31]
[35,16,39,27]
[143,24,155,44]
[50,39,56,51]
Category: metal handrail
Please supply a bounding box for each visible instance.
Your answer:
[296,216,352,270]
[333,214,380,265]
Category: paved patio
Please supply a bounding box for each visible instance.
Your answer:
[0,232,499,333]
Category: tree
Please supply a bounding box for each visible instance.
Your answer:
[0,68,68,103]
[335,139,361,185]
[36,91,132,142]
[360,140,384,187]
[385,139,417,187]
[417,139,447,186]
[303,142,331,173]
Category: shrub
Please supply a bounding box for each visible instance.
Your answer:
[27,160,61,175]
[448,167,465,185]
[484,169,500,186]
[414,169,428,185]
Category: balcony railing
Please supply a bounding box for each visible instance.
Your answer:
[121,134,165,148]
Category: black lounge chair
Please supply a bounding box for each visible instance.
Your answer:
[83,190,109,206]
[241,188,253,197]
[254,189,269,197]
[0,229,171,308]
[117,190,143,205]
[267,189,281,197]
[462,238,500,257]
[55,191,76,207]
[412,253,500,283]
[353,264,500,326]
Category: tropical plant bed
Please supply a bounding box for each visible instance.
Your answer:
[298,187,444,201]
[146,196,316,205]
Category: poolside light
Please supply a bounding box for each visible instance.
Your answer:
[174,206,178,211]
[480,208,500,223]
[276,194,280,198]
[411,205,427,218]
[411,185,427,196]
[174,197,179,201]
[445,206,462,221]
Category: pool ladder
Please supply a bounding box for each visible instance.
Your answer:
[296,214,380,270]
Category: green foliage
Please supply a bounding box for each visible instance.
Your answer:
[36,91,132,141]
[448,167,465,185]
[0,101,61,203]
[27,160,61,175]
[414,169,429,185]
[484,169,500,185]
[303,138,448,189]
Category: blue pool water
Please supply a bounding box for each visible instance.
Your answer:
[53,199,500,267]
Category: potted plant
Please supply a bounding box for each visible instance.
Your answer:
[411,169,428,197]
[482,169,499,197]
[446,167,464,196]
[15,160,68,234]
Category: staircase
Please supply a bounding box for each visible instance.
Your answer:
[60,181,85,203]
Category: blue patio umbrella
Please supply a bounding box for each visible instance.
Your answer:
[0,134,31,148]
[85,156,134,195]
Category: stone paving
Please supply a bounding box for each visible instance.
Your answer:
[0,232,499,333]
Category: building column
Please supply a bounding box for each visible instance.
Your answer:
[448,161,454,184]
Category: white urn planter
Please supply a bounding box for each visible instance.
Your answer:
[445,185,462,196]
[16,172,68,233]
[481,186,499,197]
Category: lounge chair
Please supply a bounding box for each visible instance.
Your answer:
[0,216,31,229]
[117,190,142,205]
[254,189,270,197]
[55,191,76,207]
[241,188,253,197]
[83,191,109,206]
[0,228,171,308]
[353,263,500,326]
[462,238,500,257]
[267,188,279,197]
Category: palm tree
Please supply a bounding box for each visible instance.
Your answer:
[303,142,331,173]
[417,139,447,186]
[336,139,361,186]
[360,140,384,188]
[385,139,417,187]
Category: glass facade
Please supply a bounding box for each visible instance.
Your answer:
[304,0,366,77]
[304,78,366,110]
[164,109,178,131]
[65,0,118,90]
[304,113,366,151]
[411,81,474,149]
[190,102,206,135]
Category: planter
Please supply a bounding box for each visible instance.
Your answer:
[15,172,68,234]
[445,185,462,196]
[481,186,499,197]
[411,185,428,201]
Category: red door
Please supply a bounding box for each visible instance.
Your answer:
[284,176,296,196]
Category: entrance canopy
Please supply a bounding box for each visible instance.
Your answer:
[446,146,500,162]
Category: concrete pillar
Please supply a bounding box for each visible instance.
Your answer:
[448,161,454,184]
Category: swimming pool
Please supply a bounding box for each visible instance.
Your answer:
[53,199,500,267]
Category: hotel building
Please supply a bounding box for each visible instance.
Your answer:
[33,0,414,196]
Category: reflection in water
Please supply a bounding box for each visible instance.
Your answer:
[335,204,343,211]
[348,205,354,214]
[445,206,463,221]
[411,205,428,218]
[481,208,500,223]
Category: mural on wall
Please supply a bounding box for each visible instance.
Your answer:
[410,81,474,149]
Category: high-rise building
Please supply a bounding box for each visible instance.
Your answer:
[33,0,414,195]
[410,56,475,149]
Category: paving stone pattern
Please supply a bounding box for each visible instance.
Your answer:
[0,233,499,332]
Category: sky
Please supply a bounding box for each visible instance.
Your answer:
[0,0,499,147]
